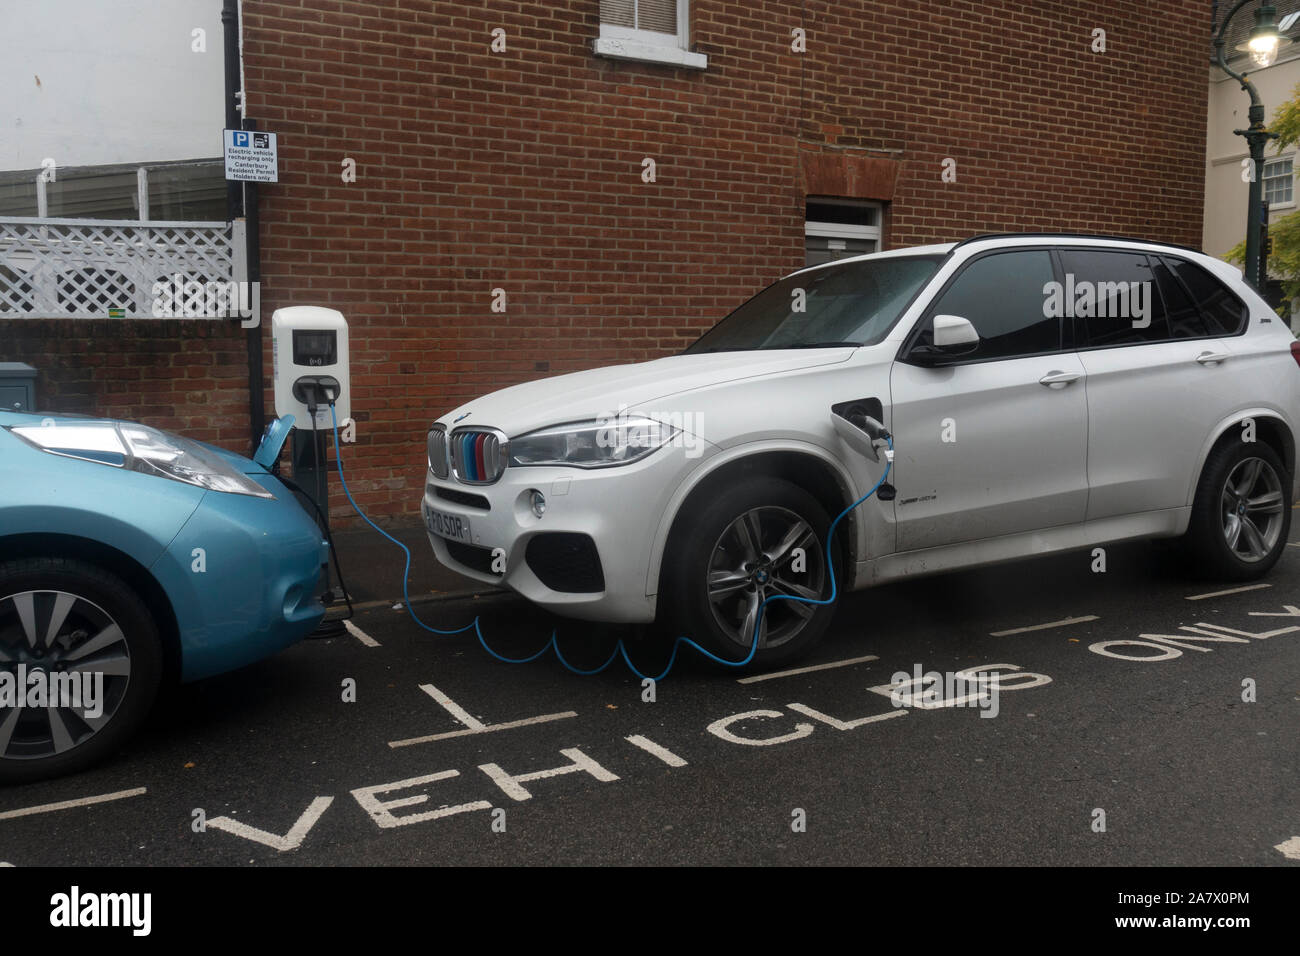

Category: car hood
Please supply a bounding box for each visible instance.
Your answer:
[439,348,858,436]
[0,409,265,476]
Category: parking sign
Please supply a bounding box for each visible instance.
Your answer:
[224,128,278,183]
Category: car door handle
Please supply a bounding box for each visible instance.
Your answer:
[1196,350,1230,366]
[1038,370,1082,388]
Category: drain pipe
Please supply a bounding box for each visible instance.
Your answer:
[222,0,265,452]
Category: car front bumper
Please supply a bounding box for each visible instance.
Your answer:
[422,443,702,624]
[152,474,328,682]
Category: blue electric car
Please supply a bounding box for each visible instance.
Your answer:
[0,411,326,783]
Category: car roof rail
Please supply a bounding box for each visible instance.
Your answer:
[952,232,1205,255]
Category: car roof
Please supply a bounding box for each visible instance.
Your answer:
[792,233,1245,289]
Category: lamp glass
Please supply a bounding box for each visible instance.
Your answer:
[1250,34,1281,67]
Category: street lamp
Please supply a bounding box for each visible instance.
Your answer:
[1213,2,1287,289]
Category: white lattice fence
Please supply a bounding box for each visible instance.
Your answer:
[0,217,241,319]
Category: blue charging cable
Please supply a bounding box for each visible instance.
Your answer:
[328,404,892,680]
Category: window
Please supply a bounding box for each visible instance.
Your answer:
[1150,256,1211,339]
[1161,256,1248,336]
[685,255,942,353]
[1263,156,1294,207]
[1059,249,1168,347]
[0,161,225,222]
[914,250,1060,362]
[595,0,706,69]
[805,200,882,267]
[1062,250,1248,348]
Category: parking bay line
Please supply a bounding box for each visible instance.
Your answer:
[344,619,380,648]
[1185,583,1271,601]
[736,654,879,684]
[989,615,1098,637]
[388,683,576,749]
[0,786,147,822]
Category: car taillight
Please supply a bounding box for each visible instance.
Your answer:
[1292,341,1300,369]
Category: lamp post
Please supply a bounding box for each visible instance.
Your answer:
[1213,2,1286,290]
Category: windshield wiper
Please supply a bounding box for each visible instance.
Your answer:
[758,341,860,350]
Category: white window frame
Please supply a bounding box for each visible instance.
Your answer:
[805,199,883,257]
[1263,155,1295,211]
[594,0,707,70]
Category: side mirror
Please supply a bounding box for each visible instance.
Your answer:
[909,314,979,365]
[933,314,979,348]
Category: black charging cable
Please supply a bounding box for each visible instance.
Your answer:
[277,473,354,624]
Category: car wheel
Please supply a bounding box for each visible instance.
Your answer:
[662,476,839,668]
[1185,439,1293,581]
[0,558,163,784]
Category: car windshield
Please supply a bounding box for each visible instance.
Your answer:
[685,255,943,353]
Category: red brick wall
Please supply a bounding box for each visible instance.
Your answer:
[3,0,1210,524]
[0,320,251,447]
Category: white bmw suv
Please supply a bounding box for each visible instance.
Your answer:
[422,234,1300,665]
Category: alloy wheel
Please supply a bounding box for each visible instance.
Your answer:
[0,590,132,761]
[1219,457,1285,563]
[706,506,827,650]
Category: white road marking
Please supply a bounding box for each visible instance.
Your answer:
[205,796,334,852]
[479,747,619,801]
[989,615,1097,637]
[1249,605,1300,617]
[625,734,688,767]
[787,703,907,730]
[343,619,380,647]
[388,711,577,749]
[1185,583,1271,601]
[1190,622,1299,639]
[736,654,879,684]
[352,772,490,829]
[0,862,13,867]
[0,786,147,822]
[1275,836,1300,860]
[419,683,487,731]
[706,710,815,746]
[388,683,577,748]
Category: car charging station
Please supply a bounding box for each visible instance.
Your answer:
[270,306,352,633]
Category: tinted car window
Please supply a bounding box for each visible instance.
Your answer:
[1162,256,1248,336]
[1058,249,1167,347]
[917,250,1059,361]
[1151,256,1210,339]
[686,255,942,353]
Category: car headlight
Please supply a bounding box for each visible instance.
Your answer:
[9,421,273,498]
[507,417,680,469]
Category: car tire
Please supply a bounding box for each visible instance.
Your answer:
[660,476,840,668]
[1184,438,1293,582]
[0,558,163,785]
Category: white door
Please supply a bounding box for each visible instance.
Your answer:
[889,248,1089,552]
[1067,248,1253,519]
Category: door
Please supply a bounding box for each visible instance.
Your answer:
[1068,248,1252,519]
[889,248,1089,552]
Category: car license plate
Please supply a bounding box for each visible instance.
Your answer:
[426,507,471,543]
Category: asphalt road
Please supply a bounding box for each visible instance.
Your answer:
[2,531,1299,867]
